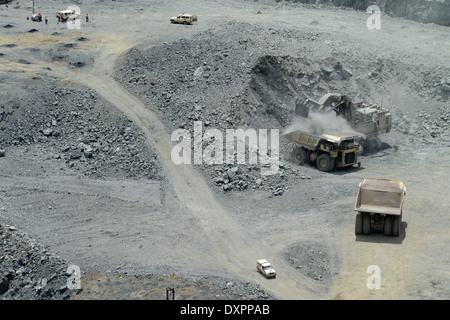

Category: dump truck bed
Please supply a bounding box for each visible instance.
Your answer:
[283,127,364,148]
[283,129,322,149]
[355,178,406,215]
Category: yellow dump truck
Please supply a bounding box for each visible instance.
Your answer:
[284,125,364,172]
[354,178,406,236]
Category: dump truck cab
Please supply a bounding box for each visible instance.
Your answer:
[320,132,362,167]
[355,178,406,236]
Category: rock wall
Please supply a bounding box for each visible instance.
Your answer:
[280,0,450,26]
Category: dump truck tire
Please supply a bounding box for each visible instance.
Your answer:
[384,216,392,236]
[316,154,333,172]
[362,212,371,235]
[392,215,401,236]
[355,212,363,234]
[291,147,307,165]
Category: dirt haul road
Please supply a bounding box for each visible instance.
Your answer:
[0,0,449,300]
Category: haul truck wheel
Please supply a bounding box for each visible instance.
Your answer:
[362,213,371,235]
[291,147,307,165]
[384,216,392,236]
[316,154,333,172]
[392,215,401,236]
[355,213,363,234]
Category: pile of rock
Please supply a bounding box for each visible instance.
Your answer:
[217,279,275,300]
[283,241,338,289]
[0,84,163,181]
[0,224,75,300]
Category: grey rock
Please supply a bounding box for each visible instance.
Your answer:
[215,176,224,184]
[83,146,94,158]
[43,128,53,136]
[226,167,239,179]
[70,149,82,159]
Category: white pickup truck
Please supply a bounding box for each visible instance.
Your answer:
[170,13,197,25]
[256,259,276,279]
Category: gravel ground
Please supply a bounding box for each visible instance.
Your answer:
[0,80,162,181]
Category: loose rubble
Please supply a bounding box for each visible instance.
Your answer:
[0,224,75,300]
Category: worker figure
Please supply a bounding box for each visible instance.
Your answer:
[45,16,48,25]
[85,13,89,22]
[38,13,42,22]
[61,14,65,23]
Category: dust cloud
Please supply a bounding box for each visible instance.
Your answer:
[284,111,354,136]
